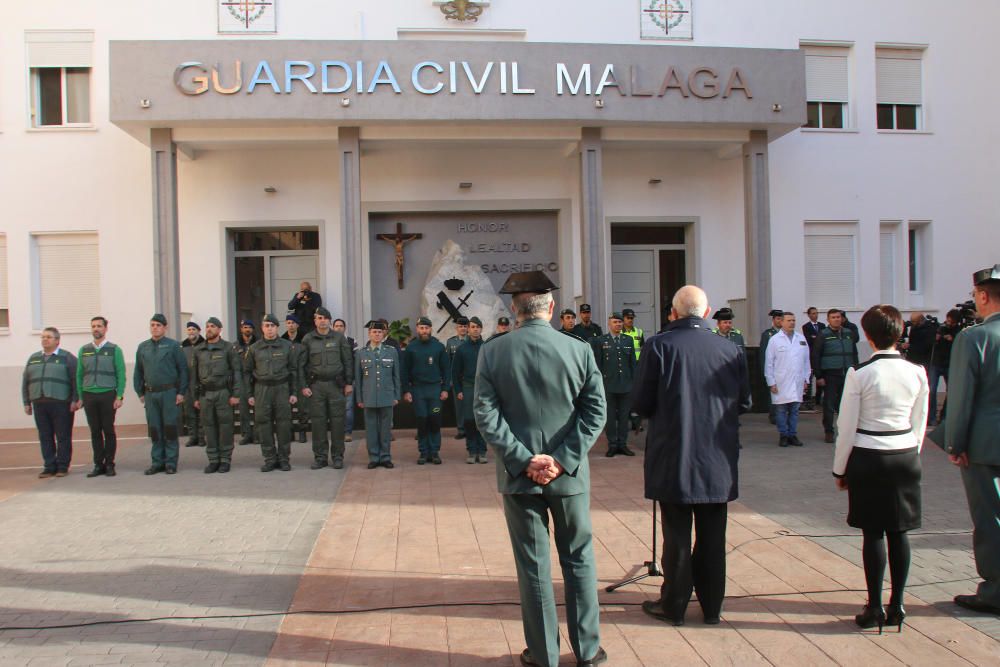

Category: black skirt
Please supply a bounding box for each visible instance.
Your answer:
[845,446,922,532]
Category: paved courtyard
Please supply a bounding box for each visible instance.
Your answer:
[0,413,997,666]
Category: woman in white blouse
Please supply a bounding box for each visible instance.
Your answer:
[833,304,929,633]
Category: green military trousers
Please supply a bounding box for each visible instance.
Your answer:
[238,393,254,440]
[200,389,234,463]
[452,390,465,437]
[605,392,631,452]
[411,384,443,457]
[502,492,601,667]
[962,463,1000,605]
[364,406,393,464]
[144,390,180,468]
[309,380,346,463]
[254,384,292,465]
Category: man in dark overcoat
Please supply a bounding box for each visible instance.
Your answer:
[631,285,751,626]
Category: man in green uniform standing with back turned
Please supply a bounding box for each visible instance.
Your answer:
[403,316,450,465]
[192,317,242,474]
[475,271,607,667]
[944,264,1000,616]
[134,313,188,475]
[301,306,354,470]
[246,314,299,472]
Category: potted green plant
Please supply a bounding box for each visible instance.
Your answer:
[388,318,412,348]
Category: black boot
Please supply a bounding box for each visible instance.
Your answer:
[86,466,105,478]
[204,462,220,474]
[104,464,116,477]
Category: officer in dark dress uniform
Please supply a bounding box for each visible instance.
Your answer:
[591,313,636,457]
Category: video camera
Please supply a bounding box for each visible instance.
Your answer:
[954,300,980,329]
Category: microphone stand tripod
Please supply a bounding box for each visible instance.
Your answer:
[605,500,663,592]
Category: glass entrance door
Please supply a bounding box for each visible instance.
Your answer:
[230,228,319,331]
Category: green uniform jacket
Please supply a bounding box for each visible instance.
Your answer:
[299,329,354,385]
[713,328,746,351]
[591,333,636,394]
[474,318,606,496]
[571,322,603,341]
[446,334,468,358]
[244,337,298,395]
[76,342,126,399]
[133,337,188,398]
[452,337,483,388]
[355,343,401,408]
[402,337,451,392]
[944,312,1000,465]
[191,338,243,400]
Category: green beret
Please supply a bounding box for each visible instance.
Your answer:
[416,316,433,327]
[262,314,280,326]
[206,317,223,328]
[469,316,482,326]
[314,307,332,319]
[150,313,167,325]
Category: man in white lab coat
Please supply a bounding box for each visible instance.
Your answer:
[765,312,812,447]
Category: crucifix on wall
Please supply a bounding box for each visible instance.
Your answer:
[376,222,423,289]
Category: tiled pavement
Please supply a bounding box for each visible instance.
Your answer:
[0,414,997,666]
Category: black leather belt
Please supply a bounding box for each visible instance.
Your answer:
[255,377,288,386]
[856,427,912,436]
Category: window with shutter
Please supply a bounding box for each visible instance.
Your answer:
[0,236,8,329]
[803,45,849,129]
[33,233,100,329]
[25,30,94,128]
[804,224,857,308]
[876,47,923,130]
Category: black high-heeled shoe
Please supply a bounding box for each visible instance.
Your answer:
[885,604,906,633]
[855,604,886,634]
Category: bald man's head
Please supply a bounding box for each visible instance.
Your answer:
[671,285,710,319]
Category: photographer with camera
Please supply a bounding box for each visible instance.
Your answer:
[929,309,962,425]
[287,281,322,335]
[900,312,937,379]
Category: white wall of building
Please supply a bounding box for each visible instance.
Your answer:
[1,0,997,427]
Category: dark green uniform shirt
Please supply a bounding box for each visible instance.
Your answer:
[191,338,243,399]
[713,327,746,351]
[133,337,188,397]
[244,337,298,395]
[590,333,636,394]
[300,329,354,385]
[572,321,603,341]
[402,336,451,392]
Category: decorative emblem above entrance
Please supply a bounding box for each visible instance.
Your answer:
[438,0,487,22]
[218,0,277,34]
[640,0,693,41]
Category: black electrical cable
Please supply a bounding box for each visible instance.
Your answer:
[0,529,977,633]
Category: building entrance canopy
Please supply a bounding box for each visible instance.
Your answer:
[110,40,805,136]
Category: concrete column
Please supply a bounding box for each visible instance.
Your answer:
[150,128,181,337]
[338,127,363,332]
[743,130,772,342]
[580,127,608,322]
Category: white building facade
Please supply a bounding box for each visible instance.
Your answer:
[1,0,997,428]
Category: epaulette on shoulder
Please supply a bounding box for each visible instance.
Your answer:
[560,329,587,343]
[484,331,510,344]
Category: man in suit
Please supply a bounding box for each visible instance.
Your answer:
[945,264,1000,615]
[632,285,751,626]
[802,307,825,410]
[474,271,607,667]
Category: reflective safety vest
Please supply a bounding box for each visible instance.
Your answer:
[623,326,644,359]
[79,342,119,391]
[24,351,73,402]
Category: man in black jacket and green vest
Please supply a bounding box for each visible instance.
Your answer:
[134,314,188,475]
[23,327,79,478]
[811,308,859,443]
[76,316,126,477]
